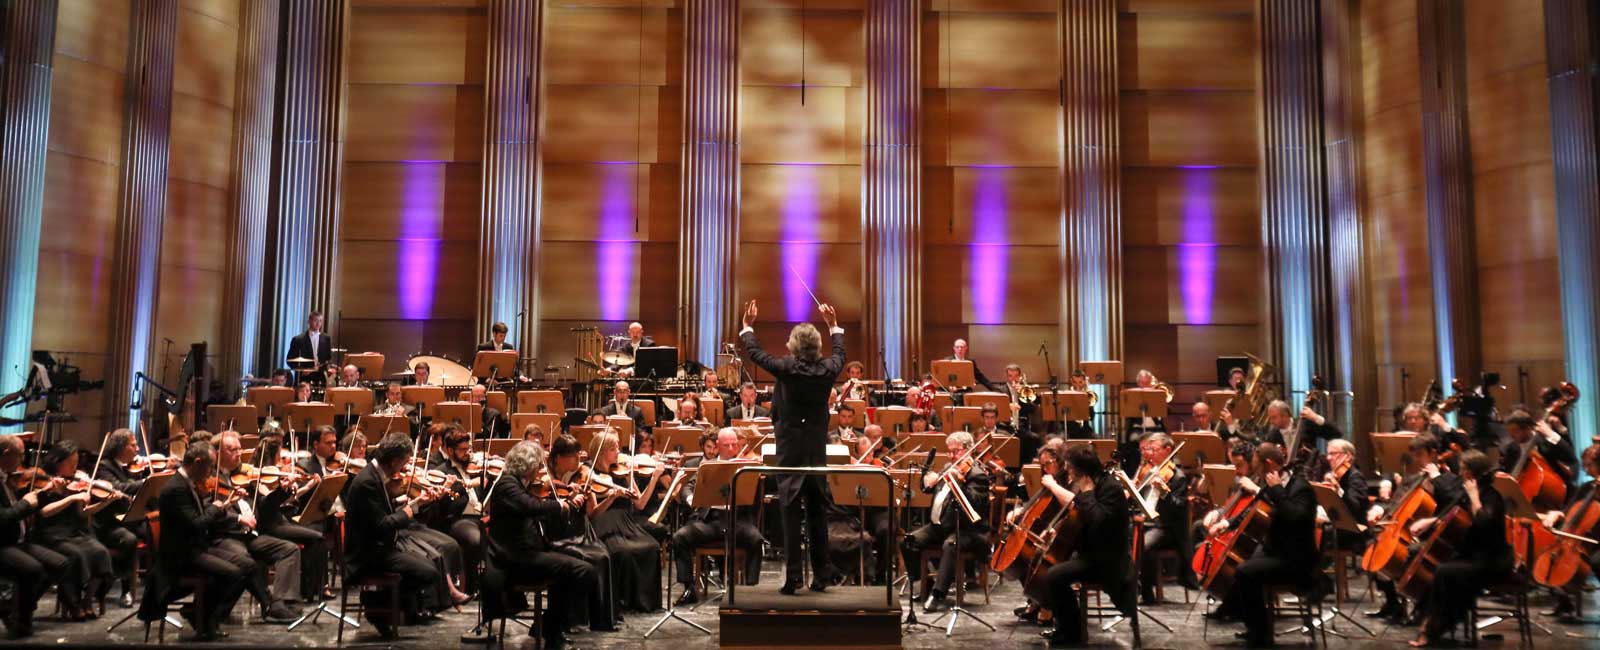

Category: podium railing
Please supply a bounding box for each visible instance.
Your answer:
[726,464,898,609]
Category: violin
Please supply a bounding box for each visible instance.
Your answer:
[7,467,53,491]
[530,469,576,499]
[128,453,173,474]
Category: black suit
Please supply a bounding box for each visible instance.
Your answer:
[1229,473,1319,645]
[1328,465,1370,551]
[1,481,70,630]
[594,400,647,436]
[607,337,656,373]
[741,326,846,587]
[727,402,770,420]
[476,340,515,353]
[286,330,333,369]
[1140,467,1196,597]
[903,463,993,600]
[343,463,440,624]
[139,471,250,631]
[482,474,598,646]
[942,355,997,392]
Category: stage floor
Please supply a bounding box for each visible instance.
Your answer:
[7,559,1600,649]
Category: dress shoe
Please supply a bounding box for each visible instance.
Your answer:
[1234,631,1275,647]
[369,618,397,639]
[674,590,699,607]
[263,600,301,622]
[119,591,135,608]
[1542,600,1575,619]
[808,581,829,593]
[779,582,803,596]
[922,594,948,613]
[1042,629,1084,646]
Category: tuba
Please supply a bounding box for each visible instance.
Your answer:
[1240,352,1282,430]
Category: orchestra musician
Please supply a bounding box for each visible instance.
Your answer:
[727,382,770,420]
[1499,408,1576,490]
[1191,401,1219,434]
[286,312,334,377]
[1257,399,1343,465]
[1363,432,1465,623]
[1203,442,1320,647]
[1009,436,1066,624]
[375,382,413,417]
[213,431,309,622]
[947,339,998,392]
[1063,369,1095,439]
[481,440,598,650]
[467,384,509,438]
[740,299,846,594]
[607,322,655,376]
[909,411,935,434]
[1408,450,1511,648]
[1125,370,1166,435]
[1317,438,1369,555]
[342,432,449,638]
[1031,444,1135,646]
[1227,367,1247,392]
[545,434,620,630]
[254,433,331,601]
[0,434,71,638]
[476,321,515,353]
[336,364,362,388]
[584,430,663,612]
[832,361,871,408]
[425,425,486,594]
[701,368,731,402]
[410,361,433,386]
[594,380,647,439]
[141,442,251,641]
[1001,364,1043,461]
[94,429,146,607]
[1538,445,1600,622]
[33,441,122,620]
[662,396,708,429]
[296,426,342,477]
[829,402,859,444]
[668,428,766,606]
[269,368,292,387]
[903,385,943,430]
[1136,432,1198,603]
[903,430,992,612]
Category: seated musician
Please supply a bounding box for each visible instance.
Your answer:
[1539,445,1600,622]
[909,410,935,434]
[1397,402,1469,452]
[339,429,369,465]
[481,441,597,650]
[701,368,730,402]
[902,431,992,613]
[829,402,859,444]
[0,434,71,638]
[1408,450,1512,648]
[668,428,765,606]
[426,425,486,594]
[975,403,1014,436]
[33,441,122,620]
[831,361,871,408]
[294,380,315,404]
[840,424,895,582]
[595,380,647,434]
[142,442,251,640]
[269,368,292,387]
[255,433,331,601]
[1500,408,1576,489]
[95,429,146,607]
[1194,440,1259,559]
[468,384,509,438]
[1062,370,1095,439]
[374,382,412,417]
[1031,444,1135,646]
[1257,399,1343,465]
[1008,437,1066,624]
[1363,432,1464,623]
[297,425,342,477]
[903,386,942,431]
[662,397,707,428]
[727,382,769,420]
[1203,442,1320,647]
[409,361,433,386]
[1125,370,1167,435]
[477,321,514,352]
[582,431,663,612]
[545,434,620,630]
[1136,432,1198,603]
[342,432,448,638]
[213,431,309,622]
[1316,438,1369,555]
[1191,401,1219,434]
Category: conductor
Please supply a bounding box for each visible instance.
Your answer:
[739,299,845,594]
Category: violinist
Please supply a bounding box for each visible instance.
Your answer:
[1537,445,1600,622]
[296,425,341,477]
[213,431,308,622]
[142,442,251,640]
[727,382,770,420]
[1364,432,1465,624]
[902,430,992,613]
[481,441,598,650]
[1408,450,1511,648]
[1499,408,1576,490]
[393,425,473,609]
[254,433,330,602]
[1033,444,1134,646]
[668,428,766,606]
[1317,438,1369,555]
[1203,442,1319,647]
[425,425,485,594]
[584,430,662,612]
[94,428,147,607]
[0,434,72,638]
[1136,432,1198,604]
[33,441,122,620]
[342,432,448,638]
[339,429,369,467]
[545,434,620,631]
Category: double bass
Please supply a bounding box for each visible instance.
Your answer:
[1511,440,1567,512]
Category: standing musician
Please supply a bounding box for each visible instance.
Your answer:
[481,441,598,650]
[606,322,655,376]
[902,430,992,612]
[668,428,766,606]
[1136,432,1198,602]
[213,431,308,622]
[141,442,251,641]
[727,382,770,420]
[1317,438,1369,555]
[1203,442,1319,647]
[832,361,871,408]
[740,299,846,594]
[594,380,647,438]
[477,321,515,353]
[286,312,335,378]
[426,425,486,594]
[342,432,448,638]
[947,339,998,392]
[95,429,146,607]
[1408,450,1511,648]
[1031,443,1135,645]
[0,434,71,638]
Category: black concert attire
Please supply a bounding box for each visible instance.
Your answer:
[1421,486,1513,640]
[668,456,765,595]
[138,470,251,635]
[94,458,146,598]
[213,464,306,612]
[902,461,992,602]
[1326,463,1370,553]
[742,323,847,589]
[727,402,770,420]
[1064,402,1096,439]
[476,340,515,353]
[482,473,598,650]
[33,486,114,612]
[1500,434,1578,488]
[545,467,619,631]
[943,355,998,392]
[606,337,657,374]
[343,462,442,627]
[594,400,647,440]
[0,481,71,634]
[1032,471,1136,643]
[425,452,485,594]
[1226,472,1320,646]
[252,475,329,601]
[286,330,334,379]
[1138,463,1196,600]
[1260,417,1342,470]
[589,468,662,612]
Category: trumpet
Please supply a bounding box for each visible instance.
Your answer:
[1153,381,1175,403]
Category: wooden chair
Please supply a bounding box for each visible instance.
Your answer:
[1265,582,1329,648]
[692,543,747,608]
[916,545,992,605]
[495,579,554,650]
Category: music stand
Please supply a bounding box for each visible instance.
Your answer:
[656,426,705,456]
[1040,390,1091,423]
[605,415,636,443]
[510,413,560,444]
[1122,388,1168,439]
[402,386,446,418]
[1202,389,1242,416]
[473,350,518,382]
[630,399,657,427]
[473,438,521,459]
[1080,361,1124,386]
[117,471,173,524]
[437,401,483,434]
[842,399,868,428]
[829,470,895,583]
[569,425,605,453]
[1172,432,1225,469]
[930,360,976,390]
[692,461,762,598]
[634,346,679,381]
[961,392,1012,424]
[286,471,359,631]
[516,390,564,415]
[947,406,983,432]
[874,407,913,437]
[900,433,948,457]
[346,352,385,381]
[247,386,296,421]
[925,471,993,636]
[1201,464,1237,504]
[700,398,725,427]
[1020,464,1042,495]
[357,415,409,438]
[983,434,1021,468]
[208,404,259,435]
[284,402,334,436]
[1370,433,1416,478]
[326,387,375,426]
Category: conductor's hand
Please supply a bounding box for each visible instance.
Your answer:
[743,300,758,328]
[819,303,838,330]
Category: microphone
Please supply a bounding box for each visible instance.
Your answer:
[924,445,937,469]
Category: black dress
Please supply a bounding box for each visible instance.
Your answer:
[547,469,618,630]
[1423,488,1513,639]
[33,489,114,609]
[589,470,662,611]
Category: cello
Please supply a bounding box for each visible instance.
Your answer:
[1511,438,1568,512]
[1361,470,1439,579]
[1394,505,1473,601]
[992,468,1063,574]
[1533,480,1600,589]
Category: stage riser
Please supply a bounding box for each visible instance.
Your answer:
[719,611,902,649]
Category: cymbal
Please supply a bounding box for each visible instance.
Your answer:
[602,351,636,366]
[286,357,315,366]
[390,369,416,377]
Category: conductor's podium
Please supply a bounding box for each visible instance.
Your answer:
[720,585,901,649]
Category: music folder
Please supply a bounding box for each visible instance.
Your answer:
[118,471,175,523]
[295,472,350,525]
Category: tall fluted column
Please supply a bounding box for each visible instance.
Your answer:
[220,0,281,383]
[106,0,178,428]
[262,0,348,372]
[677,0,740,366]
[1544,0,1600,457]
[1323,0,1375,442]
[477,0,546,368]
[1417,0,1478,386]
[0,0,57,429]
[1059,0,1122,404]
[1259,0,1333,403]
[863,0,920,380]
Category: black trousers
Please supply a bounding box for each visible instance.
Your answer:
[190,547,254,630]
[96,523,141,591]
[901,521,988,598]
[353,549,439,624]
[215,534,299,606]
[1232,554,1315,645]
[261,521,326,599]
[490,552,598,645]
[780,476,831,587]
[444,517,483,593]
[49,534,114,610]
[1035,557,1133,643]
[670,517,763,588]
[0,543,70,622]
[1423,556,1512,638]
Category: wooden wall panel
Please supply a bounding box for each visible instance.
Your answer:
[1122,167,1259,247]
[742,86,863,165]
[741,164,861,242]
[342,162,482,241]
[923,10,1057,90]
[344,85,485,163]
[925,88,1058,167]
[348,10,485,84]
[1121,91,1257,168]
[546,6,679,86]
[922,167,1060,246]
[1116,13,1254,91]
